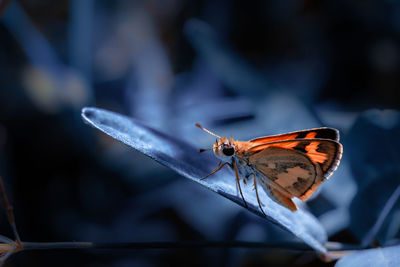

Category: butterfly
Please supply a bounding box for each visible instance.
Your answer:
[196,123,343,213]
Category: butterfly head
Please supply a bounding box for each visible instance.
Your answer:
[195,123,236,161]
[213,137,236,161]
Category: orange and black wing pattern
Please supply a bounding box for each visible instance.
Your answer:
[248,138,342,179]
[249,127,339,144]
[244,128,342,202]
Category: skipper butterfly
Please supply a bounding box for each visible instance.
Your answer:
[196,123,343,213]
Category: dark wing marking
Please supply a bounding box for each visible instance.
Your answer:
[247,138,342,181]
[249,127,340,144]
[248,146,324,201]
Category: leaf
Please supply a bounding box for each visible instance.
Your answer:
[350,177,400,245]
[184,19,325,102]
[123,8,173,128]
[347,109,400,245]
[346,109,400,188]
[312,157,356,236]
[81,107,328,254]
[184,19,275,97]
[335,245,400,267]
[2,2,91,113]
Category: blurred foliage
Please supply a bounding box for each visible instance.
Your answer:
[336,245,400,267]
[0,0,399,266]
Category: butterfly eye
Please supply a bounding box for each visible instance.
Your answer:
[222,147,234,156]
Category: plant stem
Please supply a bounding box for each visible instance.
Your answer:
[21,240,364,252]
[22,241,313,251]
[0,177,20,244]
[361,184,400,248]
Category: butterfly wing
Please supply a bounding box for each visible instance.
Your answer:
[246,139,342,201]
[262,183,299,211]
[249,128,339,145]
[248,139,342,180]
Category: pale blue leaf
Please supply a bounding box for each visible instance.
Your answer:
[335,245,400,267]
[81,107,328,253]
[346,109,400,187]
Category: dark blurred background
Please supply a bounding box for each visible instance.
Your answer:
[0,0,399,266]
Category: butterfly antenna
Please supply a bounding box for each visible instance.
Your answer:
[198,148,213,153]
[195,123,221,138]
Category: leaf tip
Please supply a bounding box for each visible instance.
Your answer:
[81,107,97,123]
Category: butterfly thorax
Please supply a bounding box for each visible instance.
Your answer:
[233,141,254,158]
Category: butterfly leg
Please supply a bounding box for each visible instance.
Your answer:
[201,161,229,180]
[233,160,248,208]
[253,175,267,217]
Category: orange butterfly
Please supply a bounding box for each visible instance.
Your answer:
[196,123,343,213]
